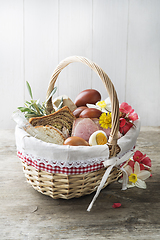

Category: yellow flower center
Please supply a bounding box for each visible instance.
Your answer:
[129,173,137,184]
[97,101,107,109]
[99,112,112,129]
[96,132,107,145]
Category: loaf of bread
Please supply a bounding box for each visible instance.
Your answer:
[26,125,65,145]
[29,106,76,136]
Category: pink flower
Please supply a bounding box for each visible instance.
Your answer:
[119,102,138,121]
[120,102,132,114]
[133,150,144,162]
[119,118,126,127]
[119,118,133,135]
[133,151,151,167]
[112,203,121,208]
[141,157,152,167]
[128,111,138,121]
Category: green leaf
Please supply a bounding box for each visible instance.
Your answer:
[17,107,28,112]
[26,81,33,99]
[33,103,41,114]
[25,113,42,118]
[37,103,45,114]
[18,107,36,114]
[25,101,31,104]
[36,99,40,105]
[41,102,50,115]
[57,97,63,110]
[46,86,57,103]
[16,82,58,118]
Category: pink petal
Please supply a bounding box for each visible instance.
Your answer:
[119,102,128,112]
[119,118,126,127]
[129,112,139,121]
[133,150,144,162]
[140,164,145,170]
[129,108,134,114]
[122,122,133,135]
[141,157,152,167]
[126,105,132,113]
[112,203,121,208]
[141,154,147,159]
[120,102,132,114]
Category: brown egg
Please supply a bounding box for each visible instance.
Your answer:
[79,108,102,118]
[72,106,88,118]
[74,89,101,107]
[63,136,89,146]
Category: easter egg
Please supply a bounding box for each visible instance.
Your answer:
[79,108,102,118]
[63,136,89,146]
[72,106,88,118]
[74,89,101,107]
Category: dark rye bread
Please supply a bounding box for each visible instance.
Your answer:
[29,106,76,136]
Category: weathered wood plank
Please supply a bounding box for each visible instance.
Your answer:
[0,0,24,129]
[92,0,128,102]
[126,0,160,126]
[0,128,160,239]
[1,1,160,128]
[58,0,93,101]
[24,0,59,102]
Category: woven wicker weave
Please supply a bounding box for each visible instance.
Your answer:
[20,56,121,199]
[22,160,121,199]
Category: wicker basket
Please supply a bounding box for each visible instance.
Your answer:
[15,56,140,200]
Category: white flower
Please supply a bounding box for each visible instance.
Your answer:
[125,161,151,189]
[86,97,112,113]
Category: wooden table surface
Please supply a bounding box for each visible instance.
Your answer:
[0,127,160,240]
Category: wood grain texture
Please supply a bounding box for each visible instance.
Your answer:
[0,0,24,128]
[1,128,160,239]
[92,0,128,103]
[0,0,160,128]
[24,0,59,102]
[126,0,160,126]
[58,0,93,101]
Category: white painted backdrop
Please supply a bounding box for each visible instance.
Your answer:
[0,0,160,129]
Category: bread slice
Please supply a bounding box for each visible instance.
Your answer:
[26,125,65,145]
[29,106,76,136]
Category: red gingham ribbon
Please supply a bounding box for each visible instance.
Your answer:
[17,151,104,175]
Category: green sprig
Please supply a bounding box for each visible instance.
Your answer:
[18,82,57,118]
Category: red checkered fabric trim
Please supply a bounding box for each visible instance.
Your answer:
[17,151,104,175]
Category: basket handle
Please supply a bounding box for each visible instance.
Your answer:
[46,56,119,157]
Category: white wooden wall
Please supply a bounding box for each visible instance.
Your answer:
[1,0,160,129]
